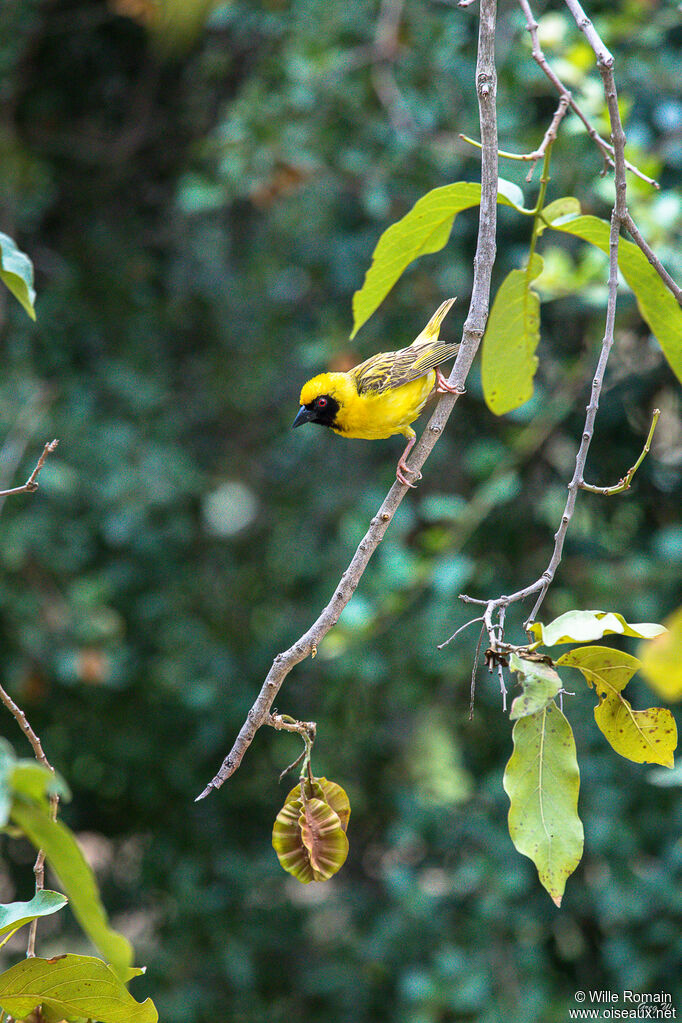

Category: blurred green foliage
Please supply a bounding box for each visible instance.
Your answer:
[0,1,680,1021]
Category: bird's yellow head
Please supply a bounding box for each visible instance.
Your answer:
[293,372,352,431]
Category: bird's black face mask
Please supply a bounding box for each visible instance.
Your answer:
[292,394,339,429]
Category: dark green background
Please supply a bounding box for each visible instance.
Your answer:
[1,1,681,1020]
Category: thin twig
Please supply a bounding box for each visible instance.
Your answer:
[0,385,51,493]
[517,0,658,189]
[0,434,61,956]
[580,408,660,495]
[0,440,59,498]
[0,682,59,957]
[622,213,682,305]
[458,0,630,638]
[0,684,54,770]
[437,615,484,650]
[522,0,628,624]
[267,712,317,740]
[559,1,681,308]
[496,662,507,710]
[268,713,317,781]
[458,92,569,179]
[524,94,569,181]
[196,0,500,800]
[469,624,485,720]
[562,0,613,66]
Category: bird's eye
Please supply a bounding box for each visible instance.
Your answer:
[317,397,328,409]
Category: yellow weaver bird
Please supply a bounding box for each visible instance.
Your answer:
[293,298,459,487]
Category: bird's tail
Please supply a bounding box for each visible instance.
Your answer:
[413,297,457,345]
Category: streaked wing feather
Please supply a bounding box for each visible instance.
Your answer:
[351,341,460,395]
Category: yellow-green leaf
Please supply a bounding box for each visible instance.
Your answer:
[0,744,70,827]
[0,232,37,321]
[530,609,666,647]
[503,703,583,906]
[509,653,562,720]
[0,954,157,1023]
[10,802,133,978]
[0,741,17,828]
[547,214,682,385]
[482,254,543,415]
[0,891,67,941]
[639,605,682,702]
[539,197,581,225]
[350,180,526,338]
[9,761,71,807]
[557,646,677,768]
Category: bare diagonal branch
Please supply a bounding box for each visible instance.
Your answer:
[196,0,500,800]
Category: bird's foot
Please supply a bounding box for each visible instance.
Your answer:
[435,368,465,395]
[396,460,421,488]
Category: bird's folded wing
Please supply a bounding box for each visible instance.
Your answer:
[351,342,460,394]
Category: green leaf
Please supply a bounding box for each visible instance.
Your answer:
[503,703,583,906]
[0,954,157,1023]
[10,761,71,807]
[557,646,677,768]
[0,746,70,826]
[547,214,682,385]
[539,197,582,225]
[0,231,37,321]
[0,890,68,941]
[350,180,526,337]
[481,253,543,415]
[639,605,682,702]
[529,609,666,646]
[0,740,17,828]
[10,802,133,977]
[509,653,562,720]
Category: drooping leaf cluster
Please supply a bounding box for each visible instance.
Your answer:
[0,739,156,1021]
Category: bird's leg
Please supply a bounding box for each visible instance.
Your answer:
[435,367,465,395]
[396,432,420,488]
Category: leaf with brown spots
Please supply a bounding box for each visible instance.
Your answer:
[557,646,677,768]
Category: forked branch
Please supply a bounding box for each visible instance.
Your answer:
[455,0,632,650]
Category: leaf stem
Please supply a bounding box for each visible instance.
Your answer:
[526,144,553,273]
[579,408,660,495]
[459,133,526,161]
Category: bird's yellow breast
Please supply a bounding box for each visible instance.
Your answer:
[332,371,435,440]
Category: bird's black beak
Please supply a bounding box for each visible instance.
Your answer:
[292,406,311,429]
